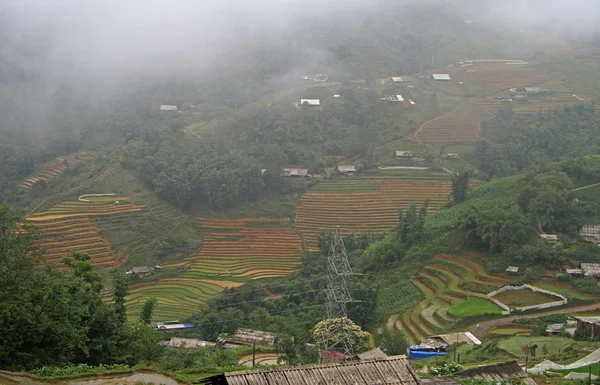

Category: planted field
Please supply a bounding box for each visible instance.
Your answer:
[492,288,562,307]
[463,62,548,89]
[474,79,594,115]
[414,115,481,142]
[311,179,380,192]
[296,179,452,250]
[27,199,146,268]
[391,255,507,344]
[125,217,303,320]
[19,151,94,189]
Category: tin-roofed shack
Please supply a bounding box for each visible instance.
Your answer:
[540,234,558,243]
[223,328,276,348]
[391,76,404,83]
[282,168,309,178]
[334,165,357,175]
[396,151,413,159]
[574,316,600,338]
[196,355,422,385]
[546,323,563,336]
[506,266,519,275]
[126,266,154,277]
[581,225,600,241]
[581,263,600,277]
[456,360,536,385]
[421,332,481,349]
[160,105,178,111]
[566,268,584,278]
[430,74,451,81]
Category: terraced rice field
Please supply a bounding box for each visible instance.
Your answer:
[391,255,507,344]
[474,79,594,115]
[296,179,452,250]
[27,197,146,268]
[414,115,481,142]
[19,151,94,189]
[125,217,303,320]
[463,62,548,89]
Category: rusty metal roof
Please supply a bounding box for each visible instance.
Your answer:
[581,263,600,277]
[456,360,536,385]
[227,328,276,347]
[198,356,422,385]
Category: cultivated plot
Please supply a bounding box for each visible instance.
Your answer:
[19,151,94,189]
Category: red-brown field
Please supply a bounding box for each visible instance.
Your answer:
[295,179,452,250]
[27,199,146,268]
[414,115,481,142]
[19,151,94,189]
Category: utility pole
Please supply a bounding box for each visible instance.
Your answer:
[318,226,360,361]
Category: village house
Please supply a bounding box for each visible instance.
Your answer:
[198,355,423,385]
[391,76,404,84]
[540,234,558,243]
[566,268,584,278]
[430,74,452,81]
[125,266,154,277]
[581,263,600,277]
[396,151,413,159]
[221,328,276,349]
[546,323,564,336]
[446,153,460,159]
[581,224,600,242]
[421,332,481,350]
[154,321,194,331]
[573,316,600,338]
[506,266,520,275]
[159,105,178,111]
[381,94,405,102]
[334,165,357,176]
[282,168,309,178]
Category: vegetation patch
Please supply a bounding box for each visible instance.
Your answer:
[448,297,503,317]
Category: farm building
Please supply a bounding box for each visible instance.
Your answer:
[420,332,481,350]
[581,263,600,277]
[126,266,154,276]
[283,168,309,178]
[155,321,194,331]
[581,224,600,241]
[161,337,216,349]
[506,266,519,275]
[222,328,276,348]
[396,151,413,159]
[300,99,320,106]
[198,355,423,385]
[540,234,558,243]
[573,316,600,338]
[566,268,584,278]
[430,74,451,81]
[545,323,563,336]
[391,76,404,84]
[456,360,536,385]
[160,105,178,111]
[334,165,357,175]
[446,153,460,159]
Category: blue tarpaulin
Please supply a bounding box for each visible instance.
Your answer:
[409,345,447,360]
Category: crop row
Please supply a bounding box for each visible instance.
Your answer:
[396,256,506,344]
[19,151,94,189]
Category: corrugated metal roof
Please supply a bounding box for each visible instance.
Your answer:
[336,165,357,173]
[160,105,178,111]
[581,225,600,238]
[199,356,422,385]
[161,337,215,349]
[456,361,536,385]
[574,316,600,325]
[391,77,403,82]
[357,347,388,361]
[300,99,320,106]
[581,263,600,277]
[431,74,451,80]
[227,328,276,347]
